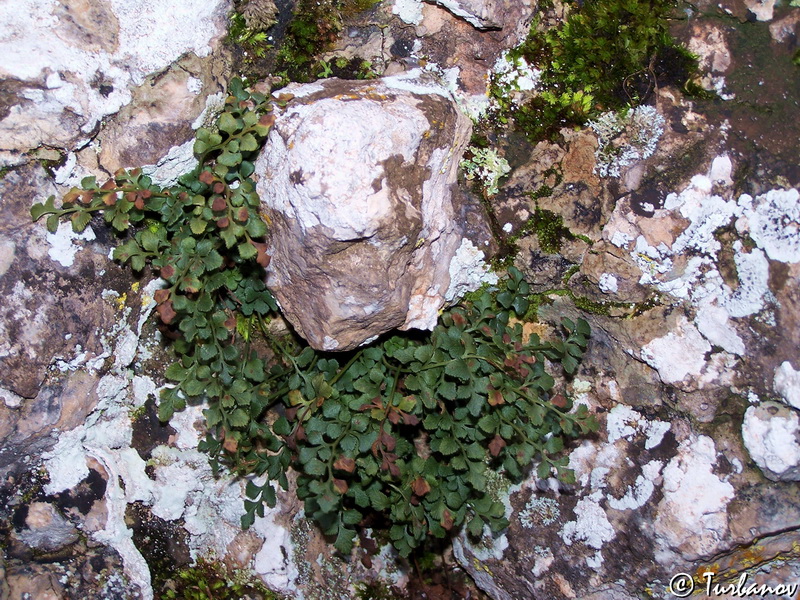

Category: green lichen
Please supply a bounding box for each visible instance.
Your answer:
[461,147,511,197]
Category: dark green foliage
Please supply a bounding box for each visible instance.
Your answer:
[248,267,597,556]
[31,79,279,427]
[33,80,597,560]
[492,0,697,140]
[508,208,574,254]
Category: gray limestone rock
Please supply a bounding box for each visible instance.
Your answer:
[432,0,501,30]
[255,75,480,351]
[16,502,79,552]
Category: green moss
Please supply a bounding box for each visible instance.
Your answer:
[522,286,663,321]
[228,0,380,84]
[162,557,283,600]
[227,11,272,61]
[571,294,612,316]
[129,404,148,422]
[355,581,401,600]
[488,0,697,142]
[273,0,380,85]
[561,264,580,284]
[509,208,573,254]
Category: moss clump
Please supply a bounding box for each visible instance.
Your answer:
[355,581,402,600]
[162,557,282,600]
[490,0,698,141]
[509,208,573,254]
[227,0,380,84]
[273,0,380,84]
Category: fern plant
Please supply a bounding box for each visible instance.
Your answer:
[236,267,596,556]
[32,79,597,559]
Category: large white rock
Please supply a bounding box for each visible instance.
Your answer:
[255,76,483,351]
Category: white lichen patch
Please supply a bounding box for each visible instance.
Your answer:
[392,0,423,25]
[252,509,299,594]
[606,404,670,449]
[142,139,197,187]
[598,273,618,294]
[608,162,799,375]
[742,402,800,481]
[607,460,663,511]
[492,52,541,97]
[453,537,514,600]
[560,492,615,552]
[695,300,745,355]
[640,317,711,385]
[444,238,498,303]
[737,188,800,263]
[46,221,96,267]
[0,236,14,279]
[461,147,511,196]
[191,92,227,129]
[568,440,622,491]
[589,106,665,178]
[654,435,734,560]
[774,361,800,409]
[531,545,555,577]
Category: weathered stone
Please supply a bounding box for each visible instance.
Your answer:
[579,241,650,303]
[0,0,230,166]
[5,565,65,600]
[96,52,230,180]
[742,402,800,482]
[654,434,735,560]
[16,502,79,552]
[0,165,130,402]
[686,22,733,97]
[255,76,481,351]
[431,0,501,30]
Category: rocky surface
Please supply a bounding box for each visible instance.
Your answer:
[255,75,483,351]
[450,3,800,597]
[0,0,231,169]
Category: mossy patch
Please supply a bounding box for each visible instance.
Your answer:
[484,0,699,142]
[227,0,382,84]
[162,556,283,600]
[507,208,575,255]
